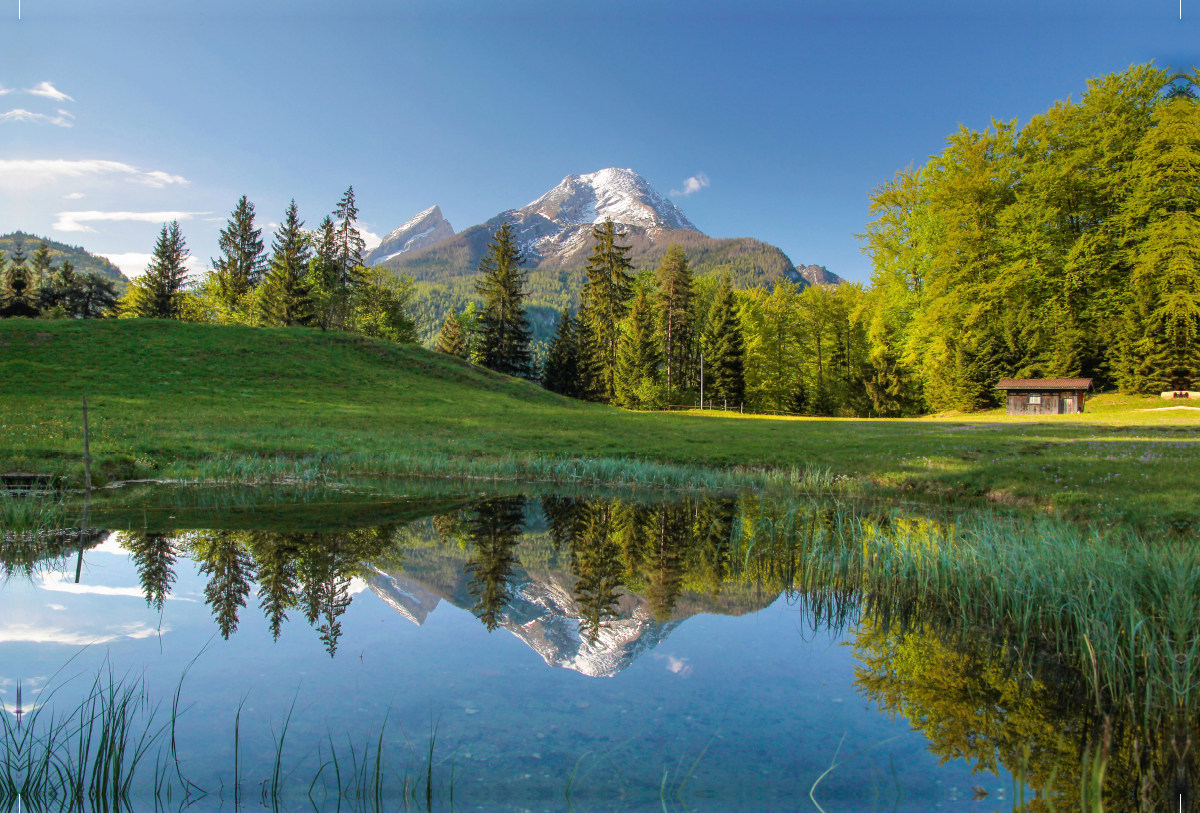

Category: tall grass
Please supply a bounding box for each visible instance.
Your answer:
[168,449,859,497]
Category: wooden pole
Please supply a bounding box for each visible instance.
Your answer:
[76,395,92,583]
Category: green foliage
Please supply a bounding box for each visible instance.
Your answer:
[579,220,635,402]
[614,282,663,409]
[542,308,583,397]
[861,63,1196,405]
[0,232,128,291]
[474,223,534,378]
[125,221,189,319]
[701,277,745,405]
[434,309,469,359]
[259,201,315,327]
[347,265,419,344]
[211,195,266,312]
[0,240,38,318]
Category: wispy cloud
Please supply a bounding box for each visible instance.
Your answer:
[54,210,209,233]
[670,172,710,198]
[0,159,188,187]
[63,192,85,199]
[0,84,13,96]
[26,82,74,102]
[1,108,73,127]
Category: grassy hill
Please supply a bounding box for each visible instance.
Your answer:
[385,226,807,343]
[2,319,1198,525]
[0,232,129,291]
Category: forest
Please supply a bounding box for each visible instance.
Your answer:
[2,64,1195,415]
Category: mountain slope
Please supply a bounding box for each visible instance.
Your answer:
[363,206,455,265]
[0,232,129,290]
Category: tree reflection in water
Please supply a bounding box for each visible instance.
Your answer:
[3,490,1197,805]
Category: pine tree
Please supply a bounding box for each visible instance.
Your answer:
[578,220,634,402]
[615,285,663,409]
[702,278,746,405]
[132,222,190,319]
[308,215,340,329]
[655,244,695,404]
[260,200,315,327]
[79,273,118,319]
[435,310,470,358]
[333,186,366,290]
[0,242,38,318]
[212,195,265,311]
[542,308,583,397]
[474,223,534,378]
[124,532,178,612]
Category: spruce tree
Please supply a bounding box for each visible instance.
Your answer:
[434,310,470,358]
[333,186,366,290]
[79,273,118,319]
[260,200,315,327]
[309,215,340,329]
[542,308,583,397]
[578,219,634,402]
[463,497,526,632]
[702,278,746,405]
[655,244,695,404]
[30,241,53,284]
[212,195,266,311]
[134,221,190,319]
[474,223,534,378]
[615,286,663,409]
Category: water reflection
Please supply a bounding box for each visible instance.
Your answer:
[3,486,1198,807]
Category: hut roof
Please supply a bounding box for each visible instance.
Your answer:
[994,378,1093,391]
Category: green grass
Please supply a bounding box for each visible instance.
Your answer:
[2,319,1198,525]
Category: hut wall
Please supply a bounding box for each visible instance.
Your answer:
[1004,390,1086,415]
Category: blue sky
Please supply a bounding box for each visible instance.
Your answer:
[4,0,1195,282]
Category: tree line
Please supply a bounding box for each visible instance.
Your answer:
[122,188,419,343]
[0,239,119,319]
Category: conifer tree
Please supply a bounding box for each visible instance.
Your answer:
[542,308,583,397]
[123,533,178,612]
[196,533,255,640]
[655,244,695,404]
[30,241,53,283]
[578,220,634,402]
[333,186,366,290]
[0,241,38,318]
[615,285,663,409]
[702,278,746,404]
[212,195,266,311]
[260,200,315,327]
[435,310,470,358]
[79,273,118,319]
[463,497,526,632]
[308,215,340,329]
[474,223,534,378]
[132,222,190,319]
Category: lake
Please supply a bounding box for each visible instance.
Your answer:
[0,481,1189,811]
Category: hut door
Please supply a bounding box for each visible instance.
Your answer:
[1062,394,1074,414]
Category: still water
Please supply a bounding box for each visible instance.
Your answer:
[2,482,1057,811]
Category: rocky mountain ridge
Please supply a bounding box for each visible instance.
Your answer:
[363,206,455,265]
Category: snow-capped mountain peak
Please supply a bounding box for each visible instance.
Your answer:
[363,205,455,265]
[520,168,697,234]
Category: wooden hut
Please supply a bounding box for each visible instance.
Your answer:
[993,378,1092,415]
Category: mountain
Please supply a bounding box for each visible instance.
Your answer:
[363,206,455,265]
[794,264,845,287]
[373,168,842,342]
[0,232,129,291]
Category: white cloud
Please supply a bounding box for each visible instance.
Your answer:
[64,192,85,199]
[46,604,67,611]
[100,252,207,279]
[53,210,209,233]
[359,227,381,251]
[136,170,188,188]
[0,84,13,96]
[39,571,195,601]
[26,82,73,102]
[0,622,167,646]
[1,109,73,127]
[670,173,710,198]
[0,159,189,188]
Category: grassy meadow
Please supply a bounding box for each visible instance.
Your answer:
[2,318,1198,525]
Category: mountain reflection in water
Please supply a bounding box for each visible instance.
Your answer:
[4,486,1198,808]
